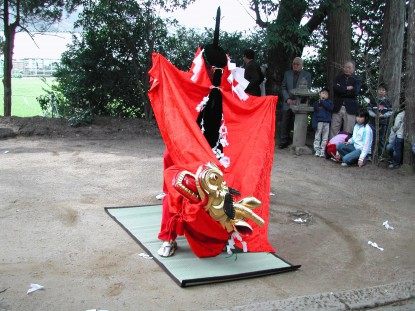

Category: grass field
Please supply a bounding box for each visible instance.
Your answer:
[0,77,55,117]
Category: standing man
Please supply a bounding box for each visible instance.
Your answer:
[330,61,361,138]
[279,57,312,148]
[243,49,263,96]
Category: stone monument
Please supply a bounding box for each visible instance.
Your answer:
[289,78,318,155]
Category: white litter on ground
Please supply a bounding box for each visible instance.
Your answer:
[138,252,153,259]
[368,241,384,251]
[27,283,44,294]
[155,193,166,200]
[382,220,395,230]
[270,192,276,196]
[4,150,9,154]
[293,218,307,223]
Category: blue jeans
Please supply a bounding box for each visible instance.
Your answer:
[386,137,404,166]
[337,143,362,165]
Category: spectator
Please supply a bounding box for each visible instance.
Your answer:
[243,49,264,96]
[260,64,267,96]
[368,84,392,156]
[313,88,333,157]
[279,57,312,148]
[330,61,361,138]
[326,132,350,160]
[337,109,373,167]
[386,108,405,169]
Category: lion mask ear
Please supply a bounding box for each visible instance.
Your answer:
[203,7,227,69]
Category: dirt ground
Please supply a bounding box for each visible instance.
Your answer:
[0,117,414,310]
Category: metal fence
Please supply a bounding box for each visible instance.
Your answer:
[1,58,59,77]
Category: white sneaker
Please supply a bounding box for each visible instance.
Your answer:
[341,162,348,167]
[319,151,325,157]
[314,151,320,156]
[157,241,177,257]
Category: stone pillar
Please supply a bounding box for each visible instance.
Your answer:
[293,112,308,147]
[290,104,314,155]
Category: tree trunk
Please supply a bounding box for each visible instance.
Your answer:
[403,0,415,169]
[265,0,308,96]
[379,0,405,109]
[265,45,296,96]
[327,0,351,98]
[3,28,16,117]
[2,0,18,117]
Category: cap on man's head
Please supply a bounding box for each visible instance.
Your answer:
[243,49,255,60]
[320,88,329,94]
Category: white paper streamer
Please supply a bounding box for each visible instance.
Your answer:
[382,220,394,230]
[190,49,204,82]
[368,241,384,251]
[27,283,44,294]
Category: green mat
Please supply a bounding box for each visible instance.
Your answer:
[105,205,300,287]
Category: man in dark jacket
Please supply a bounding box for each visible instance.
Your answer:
[279,57,312,148]
[243,49,263,96]
[330,61,361,138]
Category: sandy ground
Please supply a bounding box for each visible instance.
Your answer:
[0,118,414,310]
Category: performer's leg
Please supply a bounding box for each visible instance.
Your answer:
[157,152,178,257]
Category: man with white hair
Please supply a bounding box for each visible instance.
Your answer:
[330,61,361,138]
[279,57,312,149]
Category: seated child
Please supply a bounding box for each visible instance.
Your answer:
[313,88,333,157]
[337,109,373,167]
[368,84,392,155]
[386,108,405,169]
[325,132,350,160]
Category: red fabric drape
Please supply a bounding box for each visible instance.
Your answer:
[148,52,278,256]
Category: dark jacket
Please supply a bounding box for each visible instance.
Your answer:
[244,60,263,96]
[333,74,361,115]
[368,97,392,125]
[313,99,333,123]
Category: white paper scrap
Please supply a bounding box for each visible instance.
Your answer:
[155,193,166,200]
[270,192,276,196]
[382,220,394,230]
[138,252,153,259]
[27,283,44,294]
[4,150,9,154]
[368,241,384,251]
[293,218,307,223]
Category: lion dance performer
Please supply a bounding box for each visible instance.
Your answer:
[148,8,278,258]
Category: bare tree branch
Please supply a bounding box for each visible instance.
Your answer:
[236,0,257,24]
[18,24,40,48]
[302,0,330,34]
[10,0,20,29]
[252,0,269,28]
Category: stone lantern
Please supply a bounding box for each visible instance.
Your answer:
[289,78,318,155]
